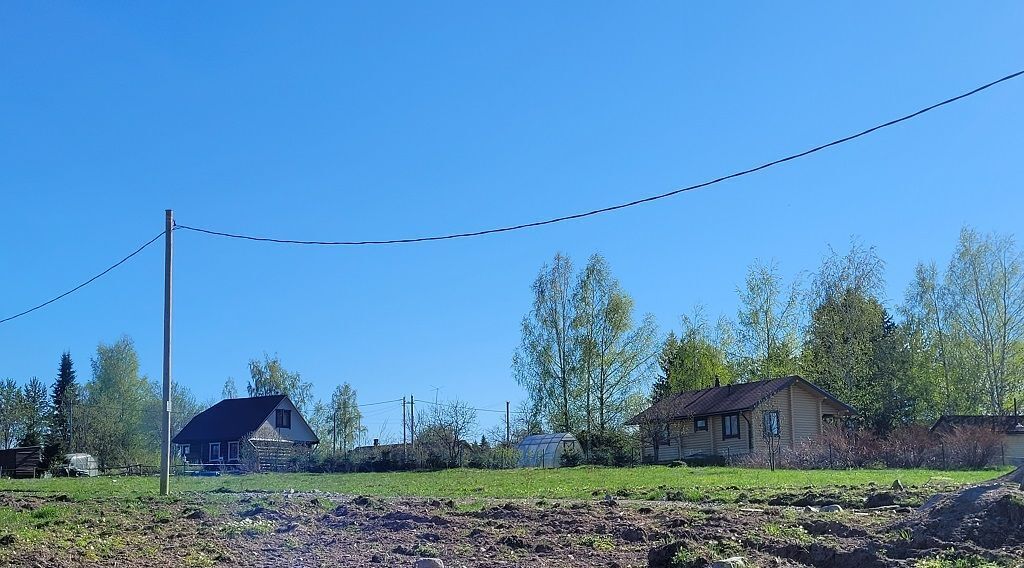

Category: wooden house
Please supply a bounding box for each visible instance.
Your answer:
[627,376,854,463]
[172,395,319,471]
[931,415,1024,465]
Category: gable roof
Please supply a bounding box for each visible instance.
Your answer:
[626,375,853,425]
[172,395,288,444]
[932,415,1024,434]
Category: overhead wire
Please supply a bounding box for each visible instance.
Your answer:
[0,229,168,325]
[1,70,1021,326]
[173,69,1024,247]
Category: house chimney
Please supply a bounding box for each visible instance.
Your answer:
[714,376,721,388]
[373,438,380,447]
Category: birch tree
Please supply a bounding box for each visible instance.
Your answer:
[735,260,802,380]
[513,253,580,433]
[944,227,1024,414]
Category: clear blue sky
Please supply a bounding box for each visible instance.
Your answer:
[1,3,1022,439]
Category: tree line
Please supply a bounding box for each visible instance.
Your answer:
[0,339,207,469]
[515,226,1024,452]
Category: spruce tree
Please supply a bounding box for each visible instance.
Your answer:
[43,351,77,467]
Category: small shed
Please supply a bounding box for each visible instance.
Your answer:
[0,446,43,478]
[516,433,579,468]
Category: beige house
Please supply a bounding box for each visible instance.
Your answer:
[627,375,854,463]
[931,415,1024,465]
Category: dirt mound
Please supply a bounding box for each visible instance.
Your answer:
[896,482,1024,549]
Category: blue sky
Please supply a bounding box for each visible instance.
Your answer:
[1,3,1022,439]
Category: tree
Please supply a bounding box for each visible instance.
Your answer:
[81,336,158,468]
[221,377,238,400]
[651,333,676,402]
[903,227,1024,417]
[416,399,478,467]
[513,253,580,433]
[943,227,1024,414]
[514,253,659,437]
[18,378,49,447]
[247,354,313,413]
[573,254,658,437]
[655,307,733,398]
[330,383,366,453]
[735,259,802,380]
[44,351,78,465]
[904,262,980,415]
[0,379,23,449]
[802,288,886,411]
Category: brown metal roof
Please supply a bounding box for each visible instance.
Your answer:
[931,415,1024,434]
[626,375,852,425]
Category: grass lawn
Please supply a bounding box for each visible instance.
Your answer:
[0,465,1008,502]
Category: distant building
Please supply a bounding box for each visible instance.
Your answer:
[627,375,854,463]
[350,439,406,462]
[172,395,318,471]
[931,415,1024,465]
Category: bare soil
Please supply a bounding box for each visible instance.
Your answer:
[2,480,1023,567]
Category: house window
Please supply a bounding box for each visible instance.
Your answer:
[695,417,708,432]
[763,410,781,437]
[660,423,672,445]
[723,414,740,439]
[209,442,221,462]
[276,409,292,429]
[227,441,240,462]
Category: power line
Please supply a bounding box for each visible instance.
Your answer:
[357,398,403,408]
[414,397,525,415]
[0,230,168,325]
[174,69,1024,247]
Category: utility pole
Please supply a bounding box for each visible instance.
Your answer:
[159,209,173,496]
[410,395,415,452]
[402,397,407,460]
[505,401,511,446]
[332,408,337,454]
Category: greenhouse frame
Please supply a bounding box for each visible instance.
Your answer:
[516,433,579,468]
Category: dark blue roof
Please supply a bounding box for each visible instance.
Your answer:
[172,395,286,444]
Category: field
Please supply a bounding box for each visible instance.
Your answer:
[0,466,1020,567]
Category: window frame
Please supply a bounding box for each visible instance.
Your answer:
[659,423,672,446]
[227,441,240,462]
[209,442,221,462]
[694,417,708,432]
[275,409,292,429]
[763,410,781,437]
[722,413,740,440]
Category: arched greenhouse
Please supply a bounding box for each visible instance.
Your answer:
[516,433,579,468]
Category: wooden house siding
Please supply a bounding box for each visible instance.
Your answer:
[790,385,822,441]
[639,379,853,463]
[1004,435,1024,465]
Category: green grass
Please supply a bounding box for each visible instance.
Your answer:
[763,522,814,543]
[915,550,1003,568]
[579,534,616,551]
[0,466,1006,501]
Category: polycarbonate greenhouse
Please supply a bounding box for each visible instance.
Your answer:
[516,433,579,468]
